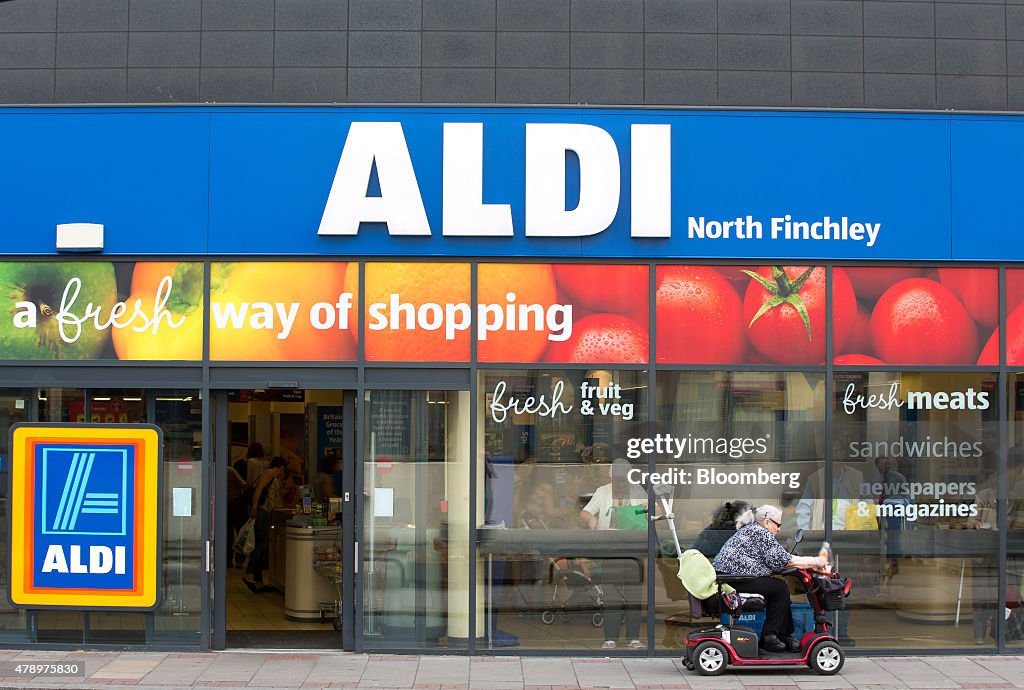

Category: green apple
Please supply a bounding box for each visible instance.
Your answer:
[0,262,118,359]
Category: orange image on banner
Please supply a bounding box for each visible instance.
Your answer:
[507,261,651,362]
[113,262,204,360]
[209,262,356,361]
[478,264,563,363]
[351,262,471,362]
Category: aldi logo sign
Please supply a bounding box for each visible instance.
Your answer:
[8,424,161,610]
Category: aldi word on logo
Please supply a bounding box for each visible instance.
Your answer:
[8,424,161,610]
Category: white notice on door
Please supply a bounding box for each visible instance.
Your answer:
[373,487,394,518]
[173,487,192,517]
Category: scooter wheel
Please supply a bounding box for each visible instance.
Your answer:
[809,641,844,675]
[541,610,555,625]
[591,612,604,628]
[692,641,727,676]
[559,611,573,623]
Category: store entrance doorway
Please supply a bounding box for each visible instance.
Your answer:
[214,389,354,650]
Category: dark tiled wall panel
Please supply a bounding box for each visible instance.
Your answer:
[0,0,1021,110]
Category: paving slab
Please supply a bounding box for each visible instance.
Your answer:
[2,652,1024,689]
[520,658,576,681]
[571,659,636,688]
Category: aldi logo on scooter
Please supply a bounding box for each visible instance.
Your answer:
[8,424,162,610]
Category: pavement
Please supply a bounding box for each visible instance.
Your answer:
[0,650,1023,690]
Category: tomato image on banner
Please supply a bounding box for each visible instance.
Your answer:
[553,264,648,315]
[655,265,746,364]
[653,264,852,365]
[980,268,1024,366]
[743,266,854,365]
[836,267,994,366]
[543,313,647,363]
[845,267,924,300]
[482,263,649,364]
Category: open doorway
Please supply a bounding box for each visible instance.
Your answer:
[222,389,347,649]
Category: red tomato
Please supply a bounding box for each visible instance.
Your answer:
[870,278,979,364]
[543,314,648,364]
[655,265,746,364]
[715,266,755,298]
[625,306,650,331]
[742,266,856,365]
[977,328,999,366]
[1010,270,1024,313]
[978,299,1024,366]
[553,264,648,315]
[845,267,924,300]
[937,268,998,328]
[834,354,885,366]
[842,302,874,357]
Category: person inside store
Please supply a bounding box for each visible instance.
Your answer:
[969,466,999,644]
[692,500,753,558]
[234,442,267,484]
[226,460,250,568]
[243,456,287,593]
[870,455,909,580]
[278,429,306,508]
[713,504,829,653]
[317,452,340,499]
[581,458,648,649]
[519,466,580,529]
[795,462,866,646]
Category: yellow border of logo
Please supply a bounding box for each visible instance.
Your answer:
[8,424,161,610]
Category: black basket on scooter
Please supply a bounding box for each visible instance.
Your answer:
[813,575,851,611]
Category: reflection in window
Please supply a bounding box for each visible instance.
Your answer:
[0,389,204,646]
[1006,373,1024,646]
[834,372,998,649]
[652,372,824,651]
[478,369,649,651]
[655,371,825,529]
[362,390,470,651]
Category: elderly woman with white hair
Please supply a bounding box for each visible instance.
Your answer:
[712,504,828,654]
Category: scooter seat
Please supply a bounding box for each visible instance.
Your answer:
[687,591,765,618]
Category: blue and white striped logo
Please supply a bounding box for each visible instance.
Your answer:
[41,448,129,537]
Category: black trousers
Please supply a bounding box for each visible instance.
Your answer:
[246,508,272,581]
[727,576,794,639]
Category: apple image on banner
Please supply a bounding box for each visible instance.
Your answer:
[2,262,118,359]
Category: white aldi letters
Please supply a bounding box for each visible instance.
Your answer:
[42,544,127,575]
[318,121,671,238]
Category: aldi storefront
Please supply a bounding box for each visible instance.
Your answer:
[1,106,1023,656]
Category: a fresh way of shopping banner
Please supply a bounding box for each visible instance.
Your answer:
[3,260,1023,365]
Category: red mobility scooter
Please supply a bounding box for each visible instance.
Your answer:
[652,484,852,676]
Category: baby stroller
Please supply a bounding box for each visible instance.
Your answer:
[520,511,605,628]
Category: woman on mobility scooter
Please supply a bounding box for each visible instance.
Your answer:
[712,505,829,654]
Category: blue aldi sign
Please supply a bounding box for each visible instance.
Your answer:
[8,424,161,610]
